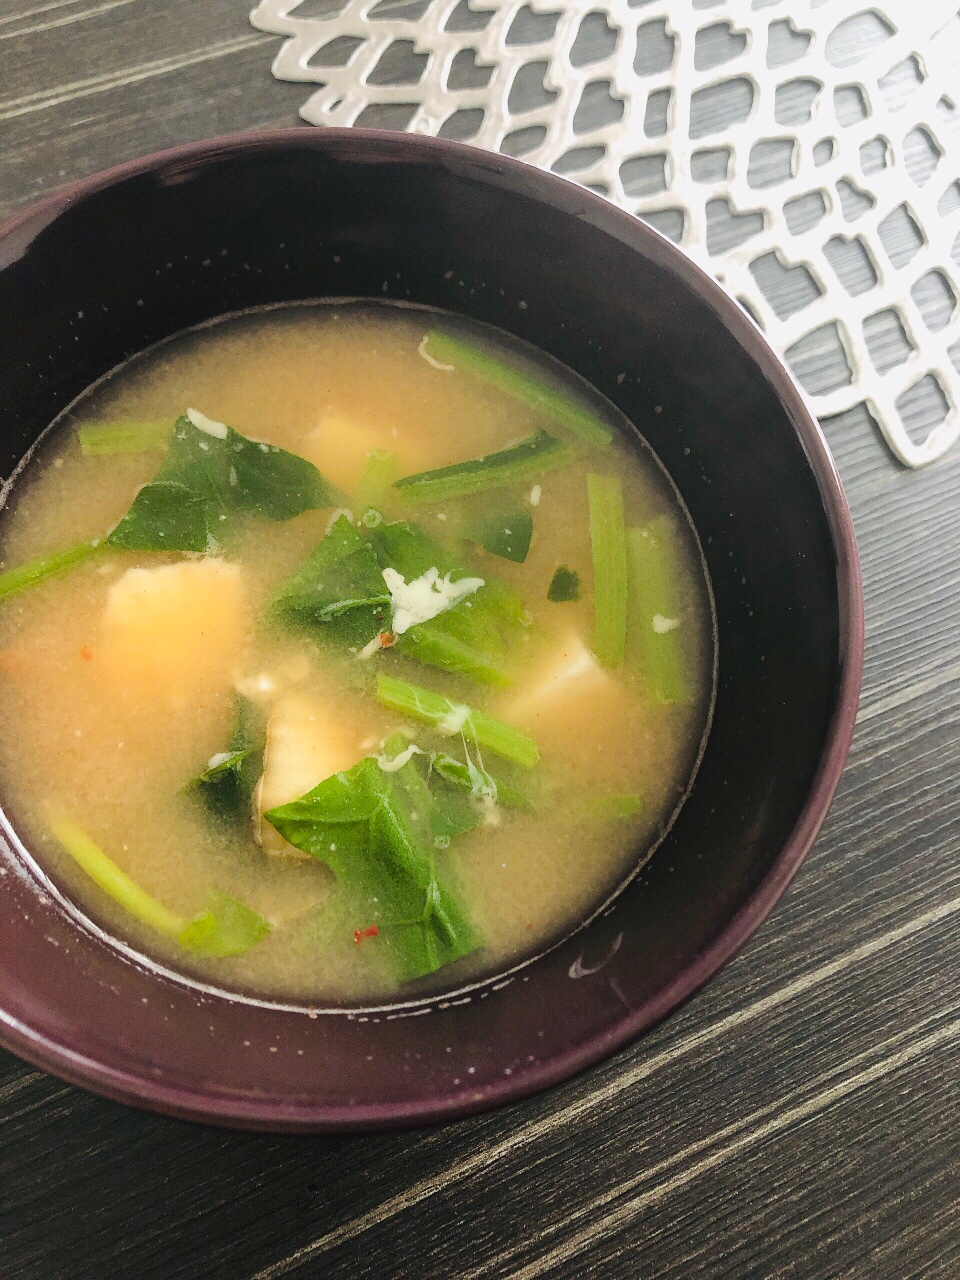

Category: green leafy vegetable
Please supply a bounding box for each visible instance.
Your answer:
[595,793,644,820]
[587,473,627,667]
[265,746,480,982]
[189,749,251,805]
[111,481,209,552]
[420,331,614,448]
[371,519,460,580]
[466,509,533,563]
[430,752,531,809]
[107,413,341,552]
[273,516,529,680]
[185,697,263,828]
[379,735,481,845]
[0,539,102,603]
[178,889,273,958]
[77,421,173,456]
[371,521,528,685]
[391,623,512,686]
[353,449,397,512]
[627,520,691,704]
[272,514,390,648]
[394,430,573,503]
[47,811,270,957]
[376,673,539,768]
[49,810,185,936]
[547,566,581,603]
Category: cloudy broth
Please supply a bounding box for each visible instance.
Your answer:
[0,304,713,1002]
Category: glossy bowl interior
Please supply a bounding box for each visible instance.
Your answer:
[0,130,862,1130]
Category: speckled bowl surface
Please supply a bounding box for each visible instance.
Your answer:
[0,130,862,1131]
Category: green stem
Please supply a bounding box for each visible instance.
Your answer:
[48,811,271,956]
[78,421,173,456]
[594,793,644,820]
[431,753,531,808]
[627,520,691,704]
[353,448,397,511]
[421,331,613,448]
[394,430,572,503]
[376,674,539,768]
[588,473,627,667]
[394,627,512,688]
[0,539,103,603]
[48,811,188,938]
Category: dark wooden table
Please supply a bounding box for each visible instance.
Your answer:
[3,4,960,1277]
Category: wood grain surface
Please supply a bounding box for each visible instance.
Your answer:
[2,3,959,1277]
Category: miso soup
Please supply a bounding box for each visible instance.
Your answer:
[0,304,713,1002]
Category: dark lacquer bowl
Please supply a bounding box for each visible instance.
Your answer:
[0,130,863,1131]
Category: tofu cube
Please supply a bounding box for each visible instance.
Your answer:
[101,560,246,711]
[300,413,434,493]
[258,692,365,858]
[497,632,625,766]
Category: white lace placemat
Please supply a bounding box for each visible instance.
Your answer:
[250,0,960,468]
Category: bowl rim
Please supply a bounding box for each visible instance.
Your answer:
[0,127,864,1130]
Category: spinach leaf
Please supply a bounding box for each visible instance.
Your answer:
[393,429,574,502]
[547,566,581,602]
[430,752,532,810]
[266,749,480,983]
[271,515,391,648]
[376,736,480,846]
[186,697,263,828]
[178,889,273,958]
[107,414,340,552]
[371,521,529,685]
[231,436,335,521]
[189,749,252,813]
[466,509,533,563]
[369,759,478,977]
[109,481,209,552]
[370,520,462,581]
[272,516,530,680]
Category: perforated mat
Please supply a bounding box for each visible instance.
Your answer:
[251,0,960,467]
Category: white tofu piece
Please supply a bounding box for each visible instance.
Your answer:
[257,692,365,858]
[299,413,435,493]
[100,560,246,711]
[497,631,624,762]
